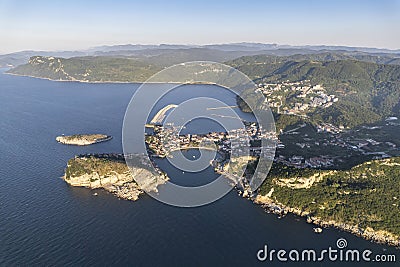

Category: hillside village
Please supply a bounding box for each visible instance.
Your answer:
[256,80,338,116]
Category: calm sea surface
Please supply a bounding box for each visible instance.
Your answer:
[0,70,398,266]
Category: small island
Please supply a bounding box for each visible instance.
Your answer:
[64,153,168,201]
[56,134,112,146]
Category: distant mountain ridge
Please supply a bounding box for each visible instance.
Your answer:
[88,43,400,54]
[1,42,399,68]
[6,53,400,129]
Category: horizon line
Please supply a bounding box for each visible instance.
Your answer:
[1,42,399,55]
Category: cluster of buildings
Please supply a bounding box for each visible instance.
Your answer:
[275,155,334,168]
[277,120,399,168]
[144,100,399,174]
[347,138,396,157]
[315,123,344,134]
[145,122,277,160]
[146,125,229,158]
[256,80,338,115]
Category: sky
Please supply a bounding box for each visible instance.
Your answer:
[0,0,399,54]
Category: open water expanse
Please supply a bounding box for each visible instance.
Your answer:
[0,69,398,266]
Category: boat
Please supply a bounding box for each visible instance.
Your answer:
[313,227,323,233]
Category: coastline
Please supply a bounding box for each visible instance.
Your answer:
[63,172,143,201]
[253,194,400,247]
[145,128,400,248]
[5,72,142,84]
[4,72,227,86]
[56,135,112,146]
[213,169,400,248]
[62,150,400,248]
[31,66,400,248]
[63,154,169,201]
[150,146,219,158]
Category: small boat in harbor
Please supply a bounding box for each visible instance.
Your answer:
[313,227,323,233]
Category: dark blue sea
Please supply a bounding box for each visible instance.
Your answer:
[0,70,398,266]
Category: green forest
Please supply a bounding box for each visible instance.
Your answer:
[259,157,400,236]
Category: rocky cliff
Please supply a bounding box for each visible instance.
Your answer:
[64,154,168,201]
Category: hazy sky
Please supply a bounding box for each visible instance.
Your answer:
[0,0,399,53]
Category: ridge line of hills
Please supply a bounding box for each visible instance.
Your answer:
[6,53,400,130]
[1,42,399,68]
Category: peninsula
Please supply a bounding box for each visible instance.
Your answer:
[64,153,168,201]
[145,122,400,247]
[56,134,112,146]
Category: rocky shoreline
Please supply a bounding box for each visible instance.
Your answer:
[56,134,112,146]
[63,154,168,201]
[61,146,400,248]
[253,194,400,247]
[209,159,400,248]
[64,170,143,201]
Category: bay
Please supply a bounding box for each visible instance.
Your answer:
[0,70,397,266]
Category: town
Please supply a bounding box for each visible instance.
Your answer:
[145,121,276,157]
[256,80,338,116]
[145,121,279,176]
[145,114,400,171]
[276,117,399,169]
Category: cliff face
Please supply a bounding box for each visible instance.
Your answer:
[254,195,400,247]
[64,154,168,201]
[64,169,142,201]
[7,56,75,81]
[6,55,161,82]
[255,157,400,247]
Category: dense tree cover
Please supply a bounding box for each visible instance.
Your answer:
[232,58,400,129]
[65,156,129,179]
[65,154,156,179]
[259,157,400,235]
[8,56,162,82]
[8,54,400,129]
[228,52,400,68]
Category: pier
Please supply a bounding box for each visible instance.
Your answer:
[150,104,178,125]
